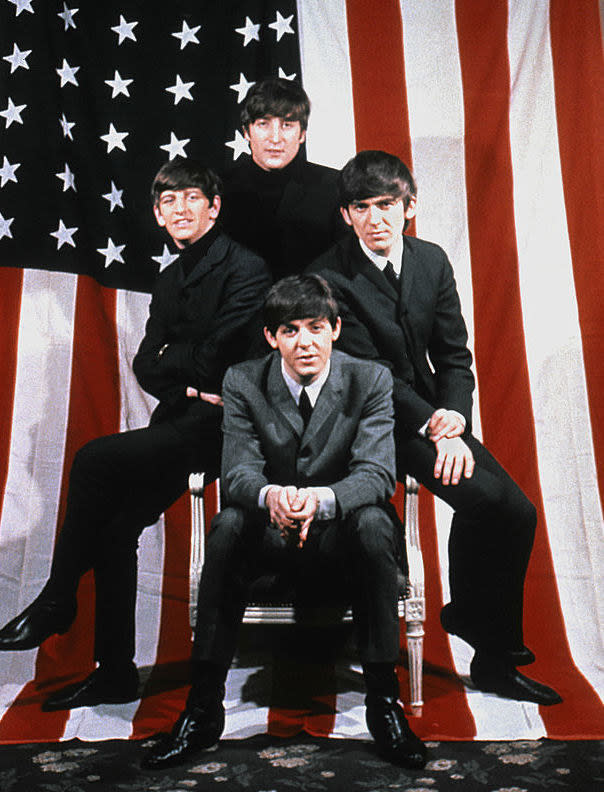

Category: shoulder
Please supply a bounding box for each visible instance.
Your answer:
[332,350,393,388]
[404,234,450,265]
[214,232,268,273]
[224,352,273,389]
[308,234,356,274]
[300,159,339,184]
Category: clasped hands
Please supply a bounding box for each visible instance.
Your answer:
[265,485,318,548]
[427,408,475,486]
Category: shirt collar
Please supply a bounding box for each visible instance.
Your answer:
[359,236,404,276]
[281,358,331,407]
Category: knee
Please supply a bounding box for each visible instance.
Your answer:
[347,505,396,556]
[206,507,248,555]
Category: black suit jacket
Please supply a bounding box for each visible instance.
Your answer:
[132,231,271,430]
[309,233,475,437]
[221,350,396,519]
[220,154,346,280]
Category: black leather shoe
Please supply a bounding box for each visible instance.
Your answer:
[143,702,225,769]
[440,604,535,665]
[42,664,139,711]
[0,596,76,651]
[470,655,562,706]
[365,695,427,769]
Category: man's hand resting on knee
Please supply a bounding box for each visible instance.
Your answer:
[432,436,475,485]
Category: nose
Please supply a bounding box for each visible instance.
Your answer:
[174,194,187,213]
[270,119,282,142]
[297,326,313,347]
[368,204,382,224]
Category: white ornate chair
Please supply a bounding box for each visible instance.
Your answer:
[188,473,425,716]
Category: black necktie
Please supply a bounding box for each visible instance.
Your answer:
[383,260,399,292]
[298,387,312,427]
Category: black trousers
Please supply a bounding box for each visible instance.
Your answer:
[192,504,402,668]
[45,408,221,668]
[396,431,537,655]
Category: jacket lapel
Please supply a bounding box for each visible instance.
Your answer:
[266,354,304,438]
[183,233,229,287]
[302,353,344,445]
[400,235,417,315]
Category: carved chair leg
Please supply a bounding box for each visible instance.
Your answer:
[404,475,425,717]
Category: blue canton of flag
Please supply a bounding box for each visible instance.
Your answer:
[0,0,300,291]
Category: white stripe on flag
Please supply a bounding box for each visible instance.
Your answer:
[0,270,77,698]
[507,0,604,700]
[296,0,356,168]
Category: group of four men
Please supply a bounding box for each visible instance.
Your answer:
[0,78,561,771]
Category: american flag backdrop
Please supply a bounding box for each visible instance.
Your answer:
[0,0,602,744]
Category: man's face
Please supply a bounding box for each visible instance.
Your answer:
[244,115,306,171]
[153,188,220,248]
[264,316,341,385]
[341,194,416,257]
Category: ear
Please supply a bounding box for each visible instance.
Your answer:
[404,196,417,221]
[209,194,221,219]
[153,204,166,228]
[243,125,250,142]
[299,128,306,145]
[331,316,342,342]
[340,206,353,227]
[263,327,279,349]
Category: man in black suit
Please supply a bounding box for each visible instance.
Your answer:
[310,150,561,707]
[0,159,270,711]
[221,77,346,280]
[145,275,427,771]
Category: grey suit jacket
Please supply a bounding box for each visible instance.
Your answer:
[221,350,396,519]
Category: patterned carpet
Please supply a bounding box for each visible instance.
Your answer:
[0,735,601,792]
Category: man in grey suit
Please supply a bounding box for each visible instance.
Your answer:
[145,275,427,770]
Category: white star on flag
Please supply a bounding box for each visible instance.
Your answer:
[50,220,78,249]
[172,21,201,49]
[0,98,26,128]
[56,163,76,192]
[0,212,14,240]
[102,181,124,212]
[160,132,190,160]
[58,3,78,31]
[278,67,296,81]
[152,244,179,272]
[268,11,294,41]
[112,15,138,45]
[97,238,125,267]
[59,113,75,140]
[230,73,255,103]
[235,17,260,47]
[105,70,133,98]
[8,0,34,16]
[166,75,194,105]
[57,59,80,87]
[100,123,129,153]
[226,130,250,160]
[3,43,32,73]
[0,157,20,187]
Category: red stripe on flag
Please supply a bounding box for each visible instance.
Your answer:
[0,276,120,742]
[131,493,192,740]
[0,268,22,516]
[455,0,603,737]
[407,489,477,740]
[550,0,604,507]
[345,0,414,171]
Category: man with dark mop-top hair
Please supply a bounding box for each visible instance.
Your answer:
[221,77,346,280]
[309,149,562,708]
[145,274,427,771]
[0,159,270,711]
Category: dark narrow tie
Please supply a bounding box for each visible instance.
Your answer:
[298,387,312,427]
[383,260,399,292]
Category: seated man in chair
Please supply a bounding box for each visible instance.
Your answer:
[309,150,562,707]
[145,274,427,770]
[0,159,270,710]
